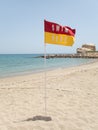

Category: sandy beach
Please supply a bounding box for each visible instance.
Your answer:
[0,61,98,130]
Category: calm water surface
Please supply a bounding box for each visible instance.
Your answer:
[0,54,94,78]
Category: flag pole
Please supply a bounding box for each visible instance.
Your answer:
[44,43,47,116]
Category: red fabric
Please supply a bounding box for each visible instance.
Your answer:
[44,20,76,36]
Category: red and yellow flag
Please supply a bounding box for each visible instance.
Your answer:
[44,20,76,46]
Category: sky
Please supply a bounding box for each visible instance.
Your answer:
[0,0,98,54]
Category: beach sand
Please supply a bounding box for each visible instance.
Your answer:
[0,61,98,130]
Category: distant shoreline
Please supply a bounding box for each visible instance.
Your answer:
[0,54,97,79]
[38,52,98,59]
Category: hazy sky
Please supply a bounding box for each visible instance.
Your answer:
[0,0,98,54]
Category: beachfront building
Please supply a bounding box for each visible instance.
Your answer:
[77,44,96,53]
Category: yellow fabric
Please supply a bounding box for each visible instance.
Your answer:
[44,32,75,46]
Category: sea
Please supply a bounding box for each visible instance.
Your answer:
[0,54,95,78]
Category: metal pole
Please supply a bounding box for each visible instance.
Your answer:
[44,43,47,115]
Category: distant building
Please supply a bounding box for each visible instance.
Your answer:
[77,44,96,53]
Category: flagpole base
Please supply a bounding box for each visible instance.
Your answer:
[24,115,52,122]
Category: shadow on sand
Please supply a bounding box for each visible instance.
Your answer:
[23,115,52,122]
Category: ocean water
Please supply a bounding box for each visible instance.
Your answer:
[0,54,94,78]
